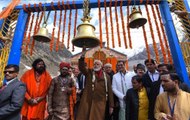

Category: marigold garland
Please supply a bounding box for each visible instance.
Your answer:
[72,0,77,52]
[50,2,57,51]
[145,4,160,63]
[128,0,131,4]
[56,2,62,52]
[22,4,30,51]
[98,0,102,48]
[22,12,30,43]
[151,5,166,63]
[140,0,143,3]
[33,5,40,34]
[120,0,127,48]
[151,0,154,4]
[30,4,40,55]
[138,6,151,60]
[62,1,67,48]
[155,5,173,64]
[109,0,115,48]
[114,0,121,47]
[69,87,76,120]
[127,5,132,49]
[146,0,150,4]
[36,3,44,32]
[67,9,72,49]
[104,0,109,49]
[25,4,34,54]
[25,6,34,54]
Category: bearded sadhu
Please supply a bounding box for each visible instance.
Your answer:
[21,58,52,120]
[76,53,114,120]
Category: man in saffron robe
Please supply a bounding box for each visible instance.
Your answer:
[21,58,52,120]
[76,53,114,120]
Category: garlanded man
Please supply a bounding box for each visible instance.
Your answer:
[76,53,114,120]
[48,62,76,120]
[21,58,52,120]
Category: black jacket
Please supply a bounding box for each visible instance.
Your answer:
[125,87,150,120]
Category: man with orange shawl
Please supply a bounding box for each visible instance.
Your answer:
[47,62,76,120]
[21,58,52,120]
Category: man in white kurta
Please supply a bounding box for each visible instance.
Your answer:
[112,61,135,120]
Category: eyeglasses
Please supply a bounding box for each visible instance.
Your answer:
[3,71,15,74]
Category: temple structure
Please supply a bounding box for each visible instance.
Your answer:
[71,43,128,72]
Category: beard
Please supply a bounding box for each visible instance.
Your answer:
[35,67,45,74]
[61,72,68,77]
[94,67,101,71]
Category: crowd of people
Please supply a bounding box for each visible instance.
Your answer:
[0,53,190,120]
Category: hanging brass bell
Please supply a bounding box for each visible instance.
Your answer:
[33,26,51,42]
[72,20,100,48]
[129,7,147,28]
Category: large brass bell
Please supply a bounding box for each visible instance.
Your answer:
[72,0,100,48]
[33,11,51,42]
[129,7,147,28]
[72,20,100,48]
[33,26,51,42]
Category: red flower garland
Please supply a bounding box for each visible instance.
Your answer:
[120,0,127,48]
[145,4,160,63]
[50,2,57,51]
[72,0,78,52]
[62,1,67,48]
[127,5,132,48]
[151,5,167,63]
[67,9,72,49]
[138,6,151,60]
[104,0,109,49]
[109,0,115,48]
[114,0,121,47]
[56,1,62,52]
[98,0,103,48]
[155,5,173,64]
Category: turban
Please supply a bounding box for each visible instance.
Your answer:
[59,62,71,69]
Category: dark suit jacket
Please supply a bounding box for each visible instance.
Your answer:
[0,79,26,120]
[142,72,153,88]
[142,72,160,120]
[125,88,150,120]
